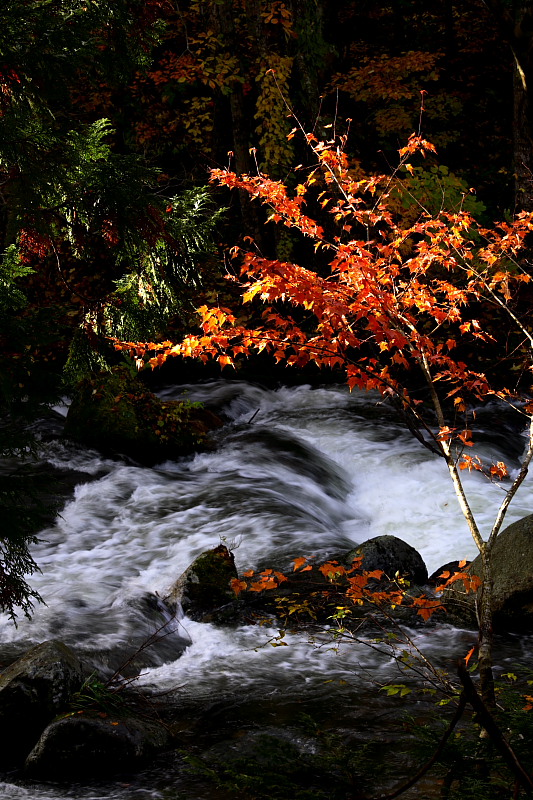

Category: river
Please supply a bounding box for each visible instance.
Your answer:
[1,380,532,799]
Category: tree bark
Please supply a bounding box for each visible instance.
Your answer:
[482,0,533,211]
[477,544,495,706]
[289,0,327,127]
[210,0,264,244]
[512,3,533,211]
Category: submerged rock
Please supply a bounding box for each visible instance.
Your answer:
[63,367,223,465]
[165,544,238,621]
[0,640,87,764]
[25,712,170,779]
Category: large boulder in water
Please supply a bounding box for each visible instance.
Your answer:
[0,640,87,764]
[165,545,238,621]
[444,514,533,631]
[345,535,428,586]
[63,367,223,465]
[25,711,170,779]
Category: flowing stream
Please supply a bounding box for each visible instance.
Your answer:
[1,380,533,799]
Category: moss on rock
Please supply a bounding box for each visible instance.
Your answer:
[165,545,238,620]
[63,367,223,464]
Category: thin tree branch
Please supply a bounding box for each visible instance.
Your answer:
[362,692,467,800]
[457,662,533,796]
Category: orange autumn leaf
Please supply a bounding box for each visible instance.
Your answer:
[319,561,346,579]
[365,570,384,581]
[412,595,443,621]
[435,571,481,594]
[524,695,533,711]
[416,605,436,622]
[490,461,509,479]
[249,581,267,592]
[230,578,248,596]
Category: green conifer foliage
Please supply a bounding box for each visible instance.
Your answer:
[0,1,224,618]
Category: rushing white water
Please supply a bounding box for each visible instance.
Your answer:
[3,380,532,654]
[1,380,532,799]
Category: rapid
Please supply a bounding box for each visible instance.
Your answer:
[1,380,532,799]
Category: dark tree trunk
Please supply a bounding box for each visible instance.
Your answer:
[513,56,533,211]
[289,0,327,127]
[443,0,457,65]
[512,2,533,211]
[211,0,265,245]
[482,0,533,210]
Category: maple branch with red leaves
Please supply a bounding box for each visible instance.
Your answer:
[112,122,533,706]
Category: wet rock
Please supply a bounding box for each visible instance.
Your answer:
[227,543,435,631]
[0,640,87,764]
[345,535,428,585]
[25,712,170,779]
[165,540,434,631]
[443,514,533,631]
[63,367,223,465]
[428,560,470,587]
[165,545,238,621]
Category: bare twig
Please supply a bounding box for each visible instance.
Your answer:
[457,662,533,796]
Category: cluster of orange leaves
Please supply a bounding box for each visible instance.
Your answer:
[434,559,482,595]
[230,556,481,623]
[331,51,441,107]
[459,454,509,479]
[436,427,509,479]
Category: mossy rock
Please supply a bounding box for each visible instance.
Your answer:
[63,368,223,464]
[0,640,87,765]
[165,545,238,621]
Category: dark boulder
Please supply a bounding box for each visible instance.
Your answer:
[428,560,470,587]
[345,535,428,586]
[443,514,533,631]
[25,712,170,779]
[63,367,223,465]
[229,539,433,630]
[0,640,87,764]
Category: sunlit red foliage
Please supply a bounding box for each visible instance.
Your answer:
[113,128,533,479]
